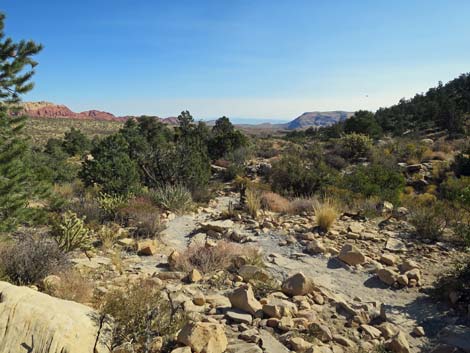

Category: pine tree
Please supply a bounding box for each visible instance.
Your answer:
[0,13,45,232]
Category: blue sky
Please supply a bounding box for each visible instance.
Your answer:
[2,0,470,120]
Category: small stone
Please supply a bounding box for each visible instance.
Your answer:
[361,324,382,339]
[397,275,409,287]
[378,268,399,286]
[380,254,397,266]
[225,309,253,324]
[137,239,157,256]
[338,244,366,266]
[177,322,228,353]
[282,272,314,296]
[385,331,411,353]
[188,269,203,283]
[289,336,312,352]
[228,286,263,316]
[413,326,425,337]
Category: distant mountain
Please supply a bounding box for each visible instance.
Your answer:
[19,101,178,124]
[285,111,354,130]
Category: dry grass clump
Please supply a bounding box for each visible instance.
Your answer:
[261,192,290,213]
[174,241,262,274]
[246,188,261,219]
[100,279,187,351]
[44,269,94,305]
[288,198,315,214]
[313,199,338,232]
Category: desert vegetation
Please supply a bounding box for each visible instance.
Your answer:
[1,9,470,353]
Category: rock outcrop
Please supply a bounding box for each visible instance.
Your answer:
[0,281,112,353]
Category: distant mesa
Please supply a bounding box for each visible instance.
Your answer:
[285,111,354,130]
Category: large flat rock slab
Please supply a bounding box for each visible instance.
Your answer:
[0,281,112,353]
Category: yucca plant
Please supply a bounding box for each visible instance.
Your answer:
[150,184,193,214]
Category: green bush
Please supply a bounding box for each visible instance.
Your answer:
[51,211,92,253]
[270,150,337,197]
[208,117,248,160]
[454,150,470,177]
[62,127,92,156]
[409,201,450,240]
[342,163,405,204]
[101,279,187,351]
[150,184,193,214]
[80,134,140,195]
[344,110,383,138]
[339,133,372,161]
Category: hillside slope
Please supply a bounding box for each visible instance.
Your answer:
[286,111,353,130]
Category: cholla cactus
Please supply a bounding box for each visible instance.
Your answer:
[52,211,92,252]
[97,192,128,220]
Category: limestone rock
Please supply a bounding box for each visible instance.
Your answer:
[188,269,203,283]
[380,254,397,266]
[168,250,181,269]
[385,238,407,252]
[137,239,157,256]
[225,309,253,324]
[338,244,366,266]
[0,281,112,353]
[306,240,326,255]
[289,337,312,352]
[177,322,228,353]
[228,286,262,316]
[238,265,270,282]
[378,268,399,286]
[385,331,411,353]
[282,272,313,296]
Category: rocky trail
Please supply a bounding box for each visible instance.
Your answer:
[152,194,466,352]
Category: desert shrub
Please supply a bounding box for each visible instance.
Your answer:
[174,241,246,274]
[342,163,405,205]
[261,192,290,213]
[96,223,125,249]
[288,198,315,214]
[150,184,193,214]
[44,269,94,304]
[454,150,470,177]
[313,199,338,232]
[324,153,348,170]
[101,279,187,351]
[0,235,69,285]
[80,134,141,195]
[246,188,261,219]
[222,163,245,181]
[270,151,337,197]
[339,133,372,161]
[255,140,279,158]
[118,197,164,238]
[409,201,450,240]
[51,211,92,252]
[67,191,103,224]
